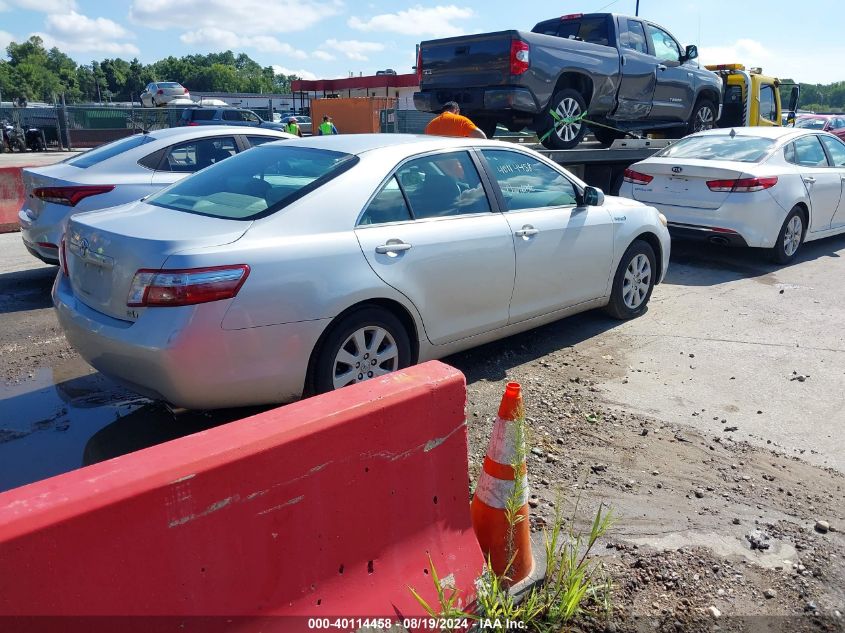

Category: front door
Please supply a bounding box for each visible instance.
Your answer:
[354,150,516,345]
[645,23,694,123]
[478,149,615,323]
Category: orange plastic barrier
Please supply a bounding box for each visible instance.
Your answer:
[0,361,483,630]
[0,166,28,233]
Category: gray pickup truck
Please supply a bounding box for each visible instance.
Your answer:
[414,13,722,149]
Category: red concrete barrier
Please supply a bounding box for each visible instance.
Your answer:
[0,361,482,629]
[0,166,29,233]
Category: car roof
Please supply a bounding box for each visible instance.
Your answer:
[690,126,810,141]
[144,126,288,141]
[273,134,524,156]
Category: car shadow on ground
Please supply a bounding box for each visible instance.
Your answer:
[0,266,56,314]
[445,309,627,385]
[664,234,845,287]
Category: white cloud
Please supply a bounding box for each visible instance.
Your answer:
[33,10,138,56]
[272,65,317,81]
[5,0,76,12]
[699,38,772,67]
[130,0,342,35]
[312,50,336,62]
[324,38,384,61]
[180,28,307,58]
[348,4,474,38]
[0,30,14,50]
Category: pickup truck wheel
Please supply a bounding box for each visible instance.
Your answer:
[687,99,717,134]
[541,89,588,150]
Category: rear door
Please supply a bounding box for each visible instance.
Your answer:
[785,134,843,232]
[822,134,845,228]
[354,150,515,345]
[479,148,614,322]
[645,22,693,122]
[615,17,655,119]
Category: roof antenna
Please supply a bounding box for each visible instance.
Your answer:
[729,128,736,138]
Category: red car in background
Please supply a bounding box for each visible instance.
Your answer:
[793,114,845,140]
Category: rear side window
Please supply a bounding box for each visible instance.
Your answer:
[620,19,647,53]
[247,135,283,147]
[65,134,154,169]
[788,135,830,167]
[656,135,775,162]
[160,137,237,173]
[188,110,216,121]
[481,150,578,210]
[148,146,358,220]
[359,177,412,225]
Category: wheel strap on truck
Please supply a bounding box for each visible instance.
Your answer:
[540,108,643,143]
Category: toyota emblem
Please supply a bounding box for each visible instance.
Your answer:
[671,166,683,174]
[79,238,90,257]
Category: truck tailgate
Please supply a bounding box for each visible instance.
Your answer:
[420,31,516,89]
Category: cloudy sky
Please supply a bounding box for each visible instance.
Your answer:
[0,0,841,84]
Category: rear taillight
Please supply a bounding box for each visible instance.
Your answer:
[510,40,530,75]
[157,89,164,95]
[416,46,423,84]
[127,265,250,307]
[33,185,115,207]
[706,177,778,192]
[623,168,653,185]
[59,236,68,276]
[187,121,199,126]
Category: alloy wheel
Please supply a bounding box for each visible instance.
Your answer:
[554,98,584,142]
[783,215,803,257]
[622,253,652,310]
[694,106,715,132]
[332,325,399,390]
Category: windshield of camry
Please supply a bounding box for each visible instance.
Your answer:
[655,135,776,162]
[147,145,358,220]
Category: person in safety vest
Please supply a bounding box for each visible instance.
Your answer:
[424,101,486,138]
[285,117,303,137]
[318,115,339,135]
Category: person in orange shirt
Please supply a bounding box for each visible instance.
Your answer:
[424,102,487,139]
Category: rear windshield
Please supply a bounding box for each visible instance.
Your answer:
[65,133,154,169]
[533,17,610,46]
[655,135,776,163]
[159,82,181,88]
[147,145,358,220]
[794,118,827,130]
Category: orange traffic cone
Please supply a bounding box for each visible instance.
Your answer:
[470,382,534,584]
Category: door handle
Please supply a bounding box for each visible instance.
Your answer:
[514,226,539,238]
[375,240,412,254]
[802,176,816,184]
[657,64,667,71]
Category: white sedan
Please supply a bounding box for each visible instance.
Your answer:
[619,127,845,263]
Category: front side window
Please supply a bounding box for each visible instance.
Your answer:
[161,137,237,173]
[247,135,282,147]
[789,135,829,167]
[395,151,491,220]
[148,146,358,220]
[656,135,775,162]
[481,150,578,210]
[820,135,845,167]
[646,24,680,61]
[759,85,777,122]
[222,110,240,121]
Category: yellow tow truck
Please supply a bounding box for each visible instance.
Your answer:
[705,63,800,127]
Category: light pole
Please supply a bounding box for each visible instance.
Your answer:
[635,0,640,16]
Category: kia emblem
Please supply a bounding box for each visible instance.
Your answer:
[671,166,683,174]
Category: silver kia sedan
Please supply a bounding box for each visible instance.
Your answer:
[19,126,294,264]
[54,135,670,409]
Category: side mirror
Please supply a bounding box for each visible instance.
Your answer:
[788,85,800,113]
[682,44,698,62]
[583,186,605,207]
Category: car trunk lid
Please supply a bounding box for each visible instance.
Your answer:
[21,164,92,220]
[628,159,752,210]
[66,202,251,322]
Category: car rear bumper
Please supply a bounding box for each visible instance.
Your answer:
[53,273,329,409]
[667,222,749,247]
[414,87,539,115]
[19,207,60,264]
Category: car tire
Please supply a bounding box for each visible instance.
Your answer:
[770,206,806,264]
[592,125,625,147]
[540,88,588,150]
[604,240,657,320]
[312,306,412,395]
[687,98,718,135]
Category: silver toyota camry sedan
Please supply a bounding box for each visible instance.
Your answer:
[54,135,670,409]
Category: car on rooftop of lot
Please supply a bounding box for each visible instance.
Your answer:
[53,134,670,409]
[18,126,295,264]
[619,126,845,263]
